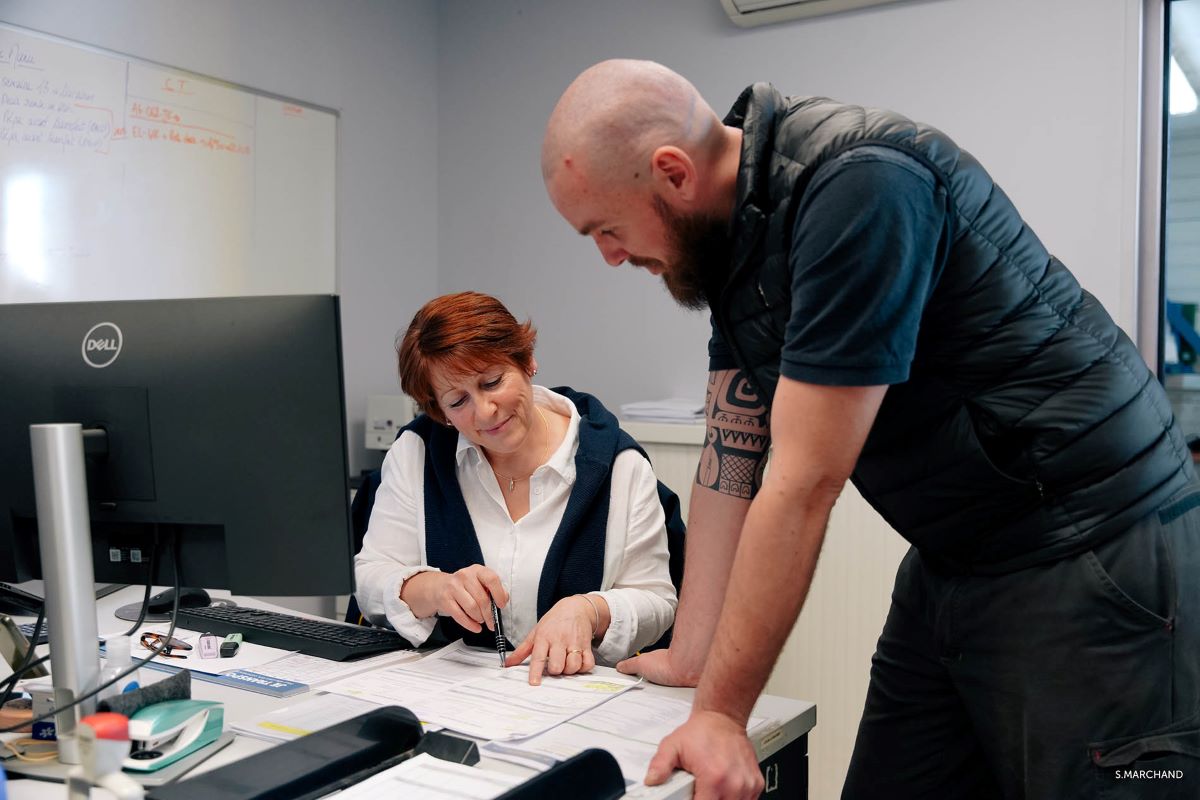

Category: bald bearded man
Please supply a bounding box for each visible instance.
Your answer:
[542,60,1200,800]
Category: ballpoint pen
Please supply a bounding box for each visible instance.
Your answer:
[490,597,507,668]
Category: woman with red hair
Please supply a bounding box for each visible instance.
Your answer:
[354,292,678,684]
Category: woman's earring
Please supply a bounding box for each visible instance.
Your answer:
[532,369,538,376]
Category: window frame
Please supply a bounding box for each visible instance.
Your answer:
[1139,0,1170,375]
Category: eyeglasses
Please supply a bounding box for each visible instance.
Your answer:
[139,632,193,659]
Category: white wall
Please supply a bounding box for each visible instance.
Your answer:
[435,0,1145,408]
[0,0,1148,466]
[0,0,441,475]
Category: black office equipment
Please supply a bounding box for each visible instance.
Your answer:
[149,702,625,799]
[412,730,481,765]
[0,583,44,616]
[14,581,131,643]
[0,295,354,597]
[147,587,211,614]
[145,706,424,800]
[174,605,411,661]
[0,582,125,618]
[496,748,626,800]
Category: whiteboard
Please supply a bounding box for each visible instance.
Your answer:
[0,23,336,303]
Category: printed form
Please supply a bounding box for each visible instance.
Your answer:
[329,752,523,799]
[324,641,641,740]
[230,692,384,743]
[483,691,774,790]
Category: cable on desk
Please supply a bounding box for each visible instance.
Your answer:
[119,535,160,638]
[0,529,183,735]
[3,737,58,763]
[0,532,161,709]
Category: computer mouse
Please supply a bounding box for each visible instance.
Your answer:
[146,587,211,614]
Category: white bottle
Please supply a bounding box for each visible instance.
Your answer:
[98,635,140,700]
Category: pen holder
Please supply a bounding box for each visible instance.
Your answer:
[97,669,191,719]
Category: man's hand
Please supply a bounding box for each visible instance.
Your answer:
[616,648,700,687]
[644,710,763,799]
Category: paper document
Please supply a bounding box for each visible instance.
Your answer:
[331,752,523,799]
[252,649,420,687]
[619,398,705,423]
[123,624,310,696]
[129,624,292,675]
[483,691,773,787]
[230,692,384,743]
[325,641,641,740]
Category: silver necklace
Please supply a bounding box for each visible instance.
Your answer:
[491,407,552,493]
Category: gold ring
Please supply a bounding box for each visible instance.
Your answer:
[567,649,584,655]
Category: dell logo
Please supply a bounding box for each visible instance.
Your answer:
[82,322,123,368]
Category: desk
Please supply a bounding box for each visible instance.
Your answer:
[5,587,815,798]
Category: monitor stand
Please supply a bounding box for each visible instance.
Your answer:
[29,423,103,766]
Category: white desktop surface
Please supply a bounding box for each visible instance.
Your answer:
[5,586,815,799]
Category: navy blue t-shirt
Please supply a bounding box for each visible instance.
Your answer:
[709,146,951,388]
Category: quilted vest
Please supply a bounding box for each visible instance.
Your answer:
[709,84,1193,572]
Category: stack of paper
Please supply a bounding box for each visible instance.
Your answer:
[324,641,641,741]
[250,649,421,688]
[619,398,705,424]
[481,691,774,788]
[228,642,780,798]
[331,753,523,799]
[126,625,419,698]
[231,692,385,743]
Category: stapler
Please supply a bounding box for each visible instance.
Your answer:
[123,699,223,773]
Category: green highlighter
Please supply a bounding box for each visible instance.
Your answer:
[219,633,242,658]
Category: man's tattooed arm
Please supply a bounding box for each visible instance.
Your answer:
[696,369,770,499]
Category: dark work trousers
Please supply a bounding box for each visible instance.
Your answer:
[842,486,1200,799]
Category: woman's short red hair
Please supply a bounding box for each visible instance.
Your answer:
[397,292,537,423]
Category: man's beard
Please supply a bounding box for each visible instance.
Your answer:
[643,195,732,311]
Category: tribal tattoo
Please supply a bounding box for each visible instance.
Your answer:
[696,370,770,499]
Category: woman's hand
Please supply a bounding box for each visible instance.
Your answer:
[505,595,599,685]
[402,565,508,633]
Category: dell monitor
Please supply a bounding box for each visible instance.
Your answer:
[0,294,355,594]
[0,294,355,763]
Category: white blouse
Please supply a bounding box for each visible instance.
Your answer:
[353,386,677,665]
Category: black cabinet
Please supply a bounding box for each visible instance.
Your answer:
[759,732,807,798]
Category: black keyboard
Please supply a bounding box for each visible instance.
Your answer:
[18,621,49,645]
[174,605,412,662]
